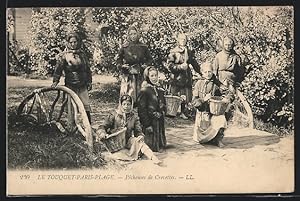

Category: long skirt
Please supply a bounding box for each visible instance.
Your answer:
[107,136,145,161]
[170,85,192,103]
[144,117,166,152]
[120,73,142,103]
[193,111,227,143]
[67,85,91,112]
[126,136,145,160]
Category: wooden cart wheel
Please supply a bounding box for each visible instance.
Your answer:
[17,86,93,152]
[227,89,254,129]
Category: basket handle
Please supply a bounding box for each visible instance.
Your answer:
[105,127,127,139]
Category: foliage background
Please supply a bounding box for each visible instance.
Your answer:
[7,6,294,129]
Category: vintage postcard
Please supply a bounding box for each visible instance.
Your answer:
[6,6,294,195]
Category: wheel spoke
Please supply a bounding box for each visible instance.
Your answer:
[28,95,36,114]
[17,86,93,152]
[57,95,68,122]
[49,90,61,120]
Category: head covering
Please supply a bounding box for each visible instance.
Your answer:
[127,25,141,42]
[120,94,133,104]
[66,32,82,50]
[143,66,158,85]
[177,33,187,44]
[222,36,235,47]
[116,94,134,116]
[177,33,187,40]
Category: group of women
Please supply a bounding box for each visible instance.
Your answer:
[51,26,244,164]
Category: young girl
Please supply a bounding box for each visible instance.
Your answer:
[96,95,161,164]
[192,62,234,147]
[137,66,167,152]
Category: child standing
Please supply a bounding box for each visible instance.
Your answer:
[192,62,234,147]
[137,67,167,152]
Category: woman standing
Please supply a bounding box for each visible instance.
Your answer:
[213,36,245,89]
[116,26,153,104]
[137,67,167,152]
[166,33,201,119]
[51,32,92,123]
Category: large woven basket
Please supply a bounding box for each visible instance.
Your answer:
[165,95,182,117]
[209,96,229,116]
[103,127,127,153]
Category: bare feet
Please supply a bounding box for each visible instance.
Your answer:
[179,113,188,120]
[152,157,162,164]
[216,141,225,148]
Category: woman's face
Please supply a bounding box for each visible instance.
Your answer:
[177,36,187,47]
[121,100,132,113]
[223,38,234,52]
[202,66,213,80]
[128,30,138,42]
[149,70,158,85]
[69,37,79,50]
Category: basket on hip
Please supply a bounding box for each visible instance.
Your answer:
[103,127,127,153]
[209,96,229,116]
[165,95,182,117]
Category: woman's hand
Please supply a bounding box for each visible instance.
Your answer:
[145,126,154,134]
[203,94,212,102]
[95,132,108,142]
[222,97,230,103]
[179,63,188,70]
[136,135,145,143]
[51,82,59,88]
[87,83,92,91]
[153,112,162,119]
[122,64,130,69]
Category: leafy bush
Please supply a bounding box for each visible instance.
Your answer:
[238,7,294,129]
[8,40,30,75]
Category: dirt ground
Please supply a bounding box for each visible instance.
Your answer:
[7,75,294,194]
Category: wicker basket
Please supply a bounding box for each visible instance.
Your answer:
[165,95,182,117]
[103,127,127,153]
[209,96,229,116]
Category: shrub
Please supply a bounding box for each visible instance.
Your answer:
[8,40,31,75]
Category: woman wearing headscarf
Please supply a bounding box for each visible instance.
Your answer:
[166,33,201,119]
[213,36,245,89]
[137,66,167,152]
[95,94,162,164]
[51,32,93,123]
[116,25,153,104]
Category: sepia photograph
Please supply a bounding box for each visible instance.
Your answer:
[6,6,294,195]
